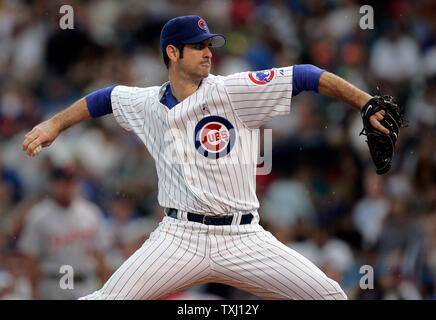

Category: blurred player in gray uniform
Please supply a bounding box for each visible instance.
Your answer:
[19,166,109,299]
[22,15,389,300]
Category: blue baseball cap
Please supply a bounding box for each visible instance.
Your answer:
[160,15,226,54]
[51,165,77,181]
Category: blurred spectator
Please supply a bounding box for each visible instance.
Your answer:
[336,39,370,94]
[352,170,390,248]
[9,8,48,82]
[410,135,436,214]
[229,0,255,27]
[421,209,436,299]
[386,171,413,199]
[377,252,422,300]
[375,198,426,281]
[316,146,363,226]
[289,224,354,284]
[422,46,436,78]
[0,247,32,300]
[332,212,364,252]
[325,0,359,41]
[406,75,436,129]
[104,194,159,273]
[74,120,124,179]
[369,21,420,83]
[261,172,316,244]
[18,165,109,299]
[0,154,23,203]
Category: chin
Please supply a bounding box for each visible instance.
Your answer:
[194,72,209,81]
[200,65,211,74]
[200,69,210,78]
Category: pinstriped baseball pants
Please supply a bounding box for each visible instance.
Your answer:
[79,215,347,300]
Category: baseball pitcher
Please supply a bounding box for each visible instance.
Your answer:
[22,15,404,300]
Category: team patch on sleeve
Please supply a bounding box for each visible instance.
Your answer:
[248,69,275,85]
[194,116,236,159]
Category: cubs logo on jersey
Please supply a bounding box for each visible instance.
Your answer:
[194,116,236,159]
[248,69,275,85]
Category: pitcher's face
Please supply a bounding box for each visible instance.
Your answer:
[178,39,213,80]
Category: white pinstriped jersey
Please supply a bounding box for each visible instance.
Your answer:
[82,65,348,301]
[111,67,293,216]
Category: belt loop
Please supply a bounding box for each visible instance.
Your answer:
[231,213,236,225]
[202,215,206,224]
[232,212,241,225]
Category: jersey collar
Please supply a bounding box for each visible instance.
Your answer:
[159,78,208,110]
[159,83,180,110]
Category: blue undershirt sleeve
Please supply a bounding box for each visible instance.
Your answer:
[292,64,325,97]
[85,85,118,118]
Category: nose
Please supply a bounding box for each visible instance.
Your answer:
[204,46,212,59]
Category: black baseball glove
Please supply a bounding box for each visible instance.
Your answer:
[360,94,406,175]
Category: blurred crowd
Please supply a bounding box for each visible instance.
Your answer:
[0,0,436,300]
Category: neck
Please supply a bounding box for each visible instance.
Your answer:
[168,68,203,102]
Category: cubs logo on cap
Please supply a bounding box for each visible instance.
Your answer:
[160,15,226,54]
[194,116,236,159]
[198,19,208,31]
[248,69,275,85]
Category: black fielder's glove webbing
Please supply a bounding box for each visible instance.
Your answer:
[360,93,407,175]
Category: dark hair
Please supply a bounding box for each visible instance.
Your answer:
[163,44,185,69]
[51,165,77,181]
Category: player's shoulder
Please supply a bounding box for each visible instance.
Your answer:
[112,84,160,100]
[74,197,103,214]
[213,66,294,86]
[206,72,231,85]
[203,73,239,90]
[73,197,105,220]
[25,198,55,224]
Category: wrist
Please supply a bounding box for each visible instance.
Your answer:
[49,115,63,134]
[359,95,373,111]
